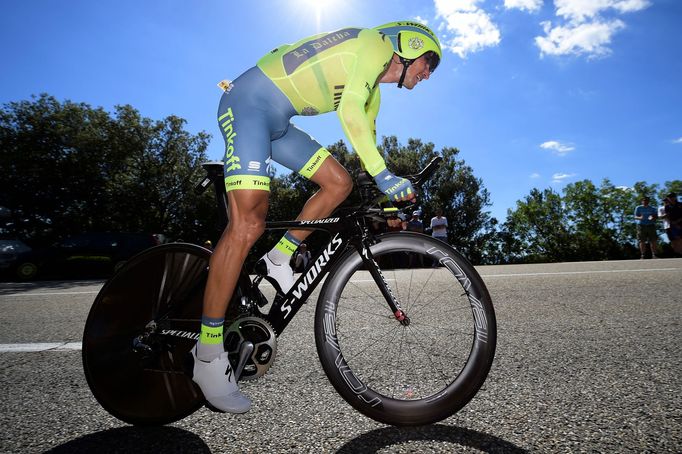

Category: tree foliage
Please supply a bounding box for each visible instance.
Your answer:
[0,94,216,245]
[500,178,681,262]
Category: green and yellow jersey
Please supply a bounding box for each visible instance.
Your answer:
[257,28,393,176]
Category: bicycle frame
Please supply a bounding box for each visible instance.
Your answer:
[259,216,402,335]
[196,162,414,336]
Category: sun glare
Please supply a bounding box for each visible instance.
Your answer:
[295,0,351,31]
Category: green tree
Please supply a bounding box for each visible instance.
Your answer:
[0,94,213,245]
[563,180,622,260]
[658,180,682,201]
[502,188,575,262]
[598,179,638,248]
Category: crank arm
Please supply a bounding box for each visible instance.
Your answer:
[234,340,254,381]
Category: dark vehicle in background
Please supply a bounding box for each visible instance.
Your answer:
[0,233,161,281]
[0,239,33,278]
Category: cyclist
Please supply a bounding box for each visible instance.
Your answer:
[190,21,443,413]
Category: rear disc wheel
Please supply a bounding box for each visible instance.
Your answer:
[82,243,210,425]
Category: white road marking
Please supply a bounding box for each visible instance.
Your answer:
[0,342,82,352]
[480,268,679,278]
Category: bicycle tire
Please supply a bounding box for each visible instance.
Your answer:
[314,233,496,426]
[82,243,211,426]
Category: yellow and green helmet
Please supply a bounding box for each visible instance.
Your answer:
[374,20,442,78]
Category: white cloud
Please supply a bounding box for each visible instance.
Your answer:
[540,140,576,155]
[552,172,577,183]
[504,0,543,13]
[530,172,541,178]
[554,0,651,23]
[535,0,651,58]
[428,0,651,59]
[414,15,429,25]
[673,137,682,144]
[536,19,624,58]
[434,0,501,58]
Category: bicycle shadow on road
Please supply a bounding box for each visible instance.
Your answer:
[336,424,527,453]
[44,426,210,454]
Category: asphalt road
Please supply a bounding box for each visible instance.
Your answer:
[1,258,680,453]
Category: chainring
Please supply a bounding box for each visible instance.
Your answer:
[224,316,277,381]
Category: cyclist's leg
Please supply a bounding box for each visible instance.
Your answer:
[193,67,287,413]
[202,70,275,359]
[272,123,352,243]
[203,190,268,320]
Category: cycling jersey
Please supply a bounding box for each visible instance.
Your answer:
[217,27,394,192]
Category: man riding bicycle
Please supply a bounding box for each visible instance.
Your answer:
[191,21,443,413]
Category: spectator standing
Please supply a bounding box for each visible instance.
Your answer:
[634,196,658,259]
[430,208,448,243]
[293,243,312,273]
[662,192,682,255]
[406,210,424,233]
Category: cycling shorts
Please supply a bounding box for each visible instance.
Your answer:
[217,66,331,192]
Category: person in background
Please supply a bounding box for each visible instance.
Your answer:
[430,208,448,243]
[661,192,682,255]
[293,243,312,273]
[406,210,424,233]
[634,196,658,259]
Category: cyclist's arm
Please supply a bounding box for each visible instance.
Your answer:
[365,86,381,145]
[337,36,392,177]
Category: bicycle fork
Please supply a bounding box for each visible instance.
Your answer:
[355,238,410,326]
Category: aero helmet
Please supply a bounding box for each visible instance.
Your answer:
[374,21,442,87]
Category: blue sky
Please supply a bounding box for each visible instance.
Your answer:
[1,0,680,221]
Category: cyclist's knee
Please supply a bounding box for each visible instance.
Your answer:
[227,214,266,246]
[323,168,353,202]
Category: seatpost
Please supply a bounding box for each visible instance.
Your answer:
[201,162,229,230]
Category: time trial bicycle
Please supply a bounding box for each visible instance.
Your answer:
[82,156,497,426]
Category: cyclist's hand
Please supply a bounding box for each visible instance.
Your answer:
[374,168,416,202]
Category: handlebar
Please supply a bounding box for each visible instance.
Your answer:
[407,156,443,188]
[356,156,443,212]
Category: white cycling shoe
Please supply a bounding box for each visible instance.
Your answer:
[260,253,295,295]
[190,346,251,414]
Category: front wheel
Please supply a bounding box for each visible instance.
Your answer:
[314,233,496,426]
